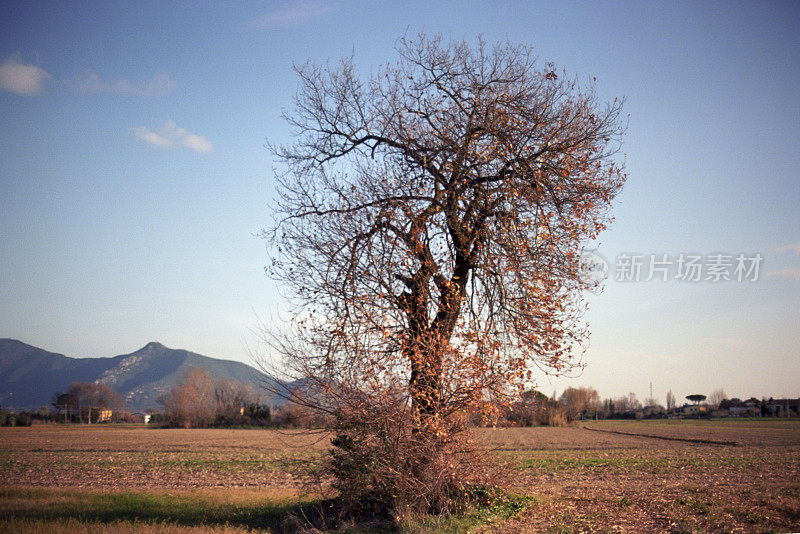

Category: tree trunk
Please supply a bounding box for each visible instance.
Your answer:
[409,340,443,423]
[406,290,465,428]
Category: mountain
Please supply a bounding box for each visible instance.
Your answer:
[0,339,283,411]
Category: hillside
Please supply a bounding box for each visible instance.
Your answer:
[0,339,282,411]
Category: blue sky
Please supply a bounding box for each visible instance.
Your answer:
[1,1,798,404]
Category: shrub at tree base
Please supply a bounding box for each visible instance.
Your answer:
[319,403,504,521]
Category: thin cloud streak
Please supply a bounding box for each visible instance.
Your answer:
[253,0,334,29]
[0,56,51,95]
[132,120,213,153]
[72,71,176,96]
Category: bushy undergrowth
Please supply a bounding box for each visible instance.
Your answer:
[0,408,32,426]
[317,404,506,524]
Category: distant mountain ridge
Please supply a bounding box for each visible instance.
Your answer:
[0,339,281,411]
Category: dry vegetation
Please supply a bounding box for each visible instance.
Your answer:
[1,420,799,532]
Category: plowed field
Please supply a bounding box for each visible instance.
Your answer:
[1,420,798,532]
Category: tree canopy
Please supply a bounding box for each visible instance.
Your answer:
[686,394,707,404]
[266,33,626,429]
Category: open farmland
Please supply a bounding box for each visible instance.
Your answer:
[475,420,800,533]
[1,420,799,533]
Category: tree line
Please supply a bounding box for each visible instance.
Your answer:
[19,375,790,429]
[499,387,795,426]
[48,368,320,428]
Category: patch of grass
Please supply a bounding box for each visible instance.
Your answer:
[675,496,710,516]
[397,492,534,534]
[518,455,640,469]
[515,454,690,474]
[0,487,315,532]
[516,453,767,475]
[0,517,257,533]
[726,506,767,525]
[0,487,537,534]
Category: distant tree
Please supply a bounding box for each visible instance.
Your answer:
[242,403,271,426]
[505,389,565,426]
[708,389,726,409]
[70,382,124,409]
[506,389,543,426]
[644,397,661,408]
[0,409,32,427]
[213,377,257,419]
[159,368,260,428]
[719,397,742,409]
[12,411,32,426]
[613,392,641,415]
[51,383,124,423]
[272,400,317,428]
[160,368,219,428]
[52,392,78,410]
[559,387,600,422]
[36,406,52,421]
[665,390,676,411]
[686,394,707,405]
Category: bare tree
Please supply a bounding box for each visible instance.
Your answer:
[72,382,124,410]
[612,392,642,415]
[54,382,124,423]
[265,33,625,428]
[159,368,218,428]
[160,368,259,428]
[214,377,257,418]
[666,390,676,411]
[559,386,600,422]
[708,388,726,409]
[263,33,625,514]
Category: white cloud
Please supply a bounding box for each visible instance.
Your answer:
[182,133,213,153]
[132,120,213,153]
[254,0,334,28]
[767,268,800,280]
[0,56,51,95]
[73,71,175,96]
[132,126,174,148]
[775,242,800,254]
[0,55,174,98]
